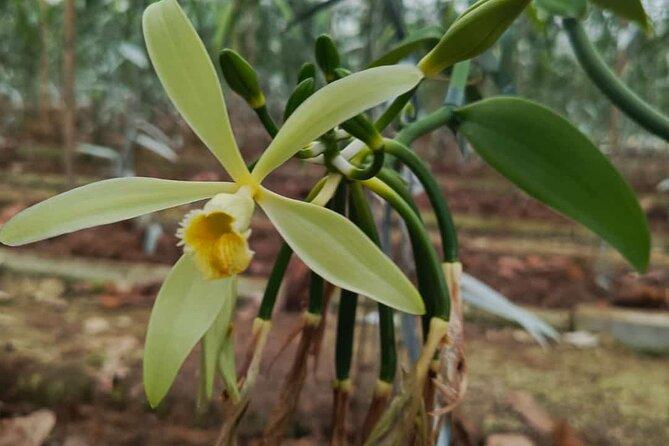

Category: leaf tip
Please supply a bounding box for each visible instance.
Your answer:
[143,363,166,409]
[630,228,651,274]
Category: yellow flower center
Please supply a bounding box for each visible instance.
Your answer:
[177,190,255,279]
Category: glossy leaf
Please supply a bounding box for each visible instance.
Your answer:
[143,255,233,407]
[257,188,425,314]
[251,65,423,182]
[0,178,234,246]
[143,0,252,183]
[455,97,650,271]
[588,0,649,32]
[368,26,444,68]
[200,276,237,402]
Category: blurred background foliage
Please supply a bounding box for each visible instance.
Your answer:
[0,0,667,148]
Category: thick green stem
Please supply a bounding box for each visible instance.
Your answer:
[349,182,397,383]
[307,271,325,315]
[384,139,458,262]
[377,304,397,383]
[254,104,279,137]
[395,106,455,146]
[335,288,357,381]
[362,178,450,321]
[392,61,470,146]
[257,243,293,320]
[376,168,420,215]
[563,18,669,141]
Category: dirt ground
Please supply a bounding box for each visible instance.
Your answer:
[1,269,668,445]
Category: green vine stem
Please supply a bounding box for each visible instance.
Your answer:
[349,182,397,383]
[392,60,471,146]
[563,18,669,141]
[335,287,358,381]
[257,242,293,320]
[362,178,451,321]
[254,104,280,137]
[384,139,458,262]
[395,106,455,146]
[307,271,325,316]
[376,168,420,214]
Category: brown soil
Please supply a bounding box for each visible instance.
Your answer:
[1,276,667,445]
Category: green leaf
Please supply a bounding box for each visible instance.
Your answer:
[251,65,423,183]
[587,0,649,32]
[368,26,444,68]
[455,97,650,271]
[534,0,586,18]
[0,178,234,246]
[143,255,234,407]
[143,0,252,183]
[418,0,531,77]
[257,188,425,314]
[200,276,237,402]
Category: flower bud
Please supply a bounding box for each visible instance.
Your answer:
[315,34,341,82]
[297,62,316,83]
[418,0,530,77]
[219,49,265,109]
[284,77,316,121]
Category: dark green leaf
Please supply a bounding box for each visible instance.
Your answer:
[455,97,650,271]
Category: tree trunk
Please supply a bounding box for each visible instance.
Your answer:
[62,0,76,186]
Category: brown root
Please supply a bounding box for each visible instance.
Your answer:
[431,262,467,418]
[364,318,448,446]
[360,380,392,444]
[261,313,322,445]
[310,282,336,372]
[215,318,271,446]
[330,379,351,446]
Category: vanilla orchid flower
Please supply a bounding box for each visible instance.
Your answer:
[0,0,424,406]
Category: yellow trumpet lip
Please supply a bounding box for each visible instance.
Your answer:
[177,190,255,279]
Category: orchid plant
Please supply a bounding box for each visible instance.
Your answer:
[0,0,653,444]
